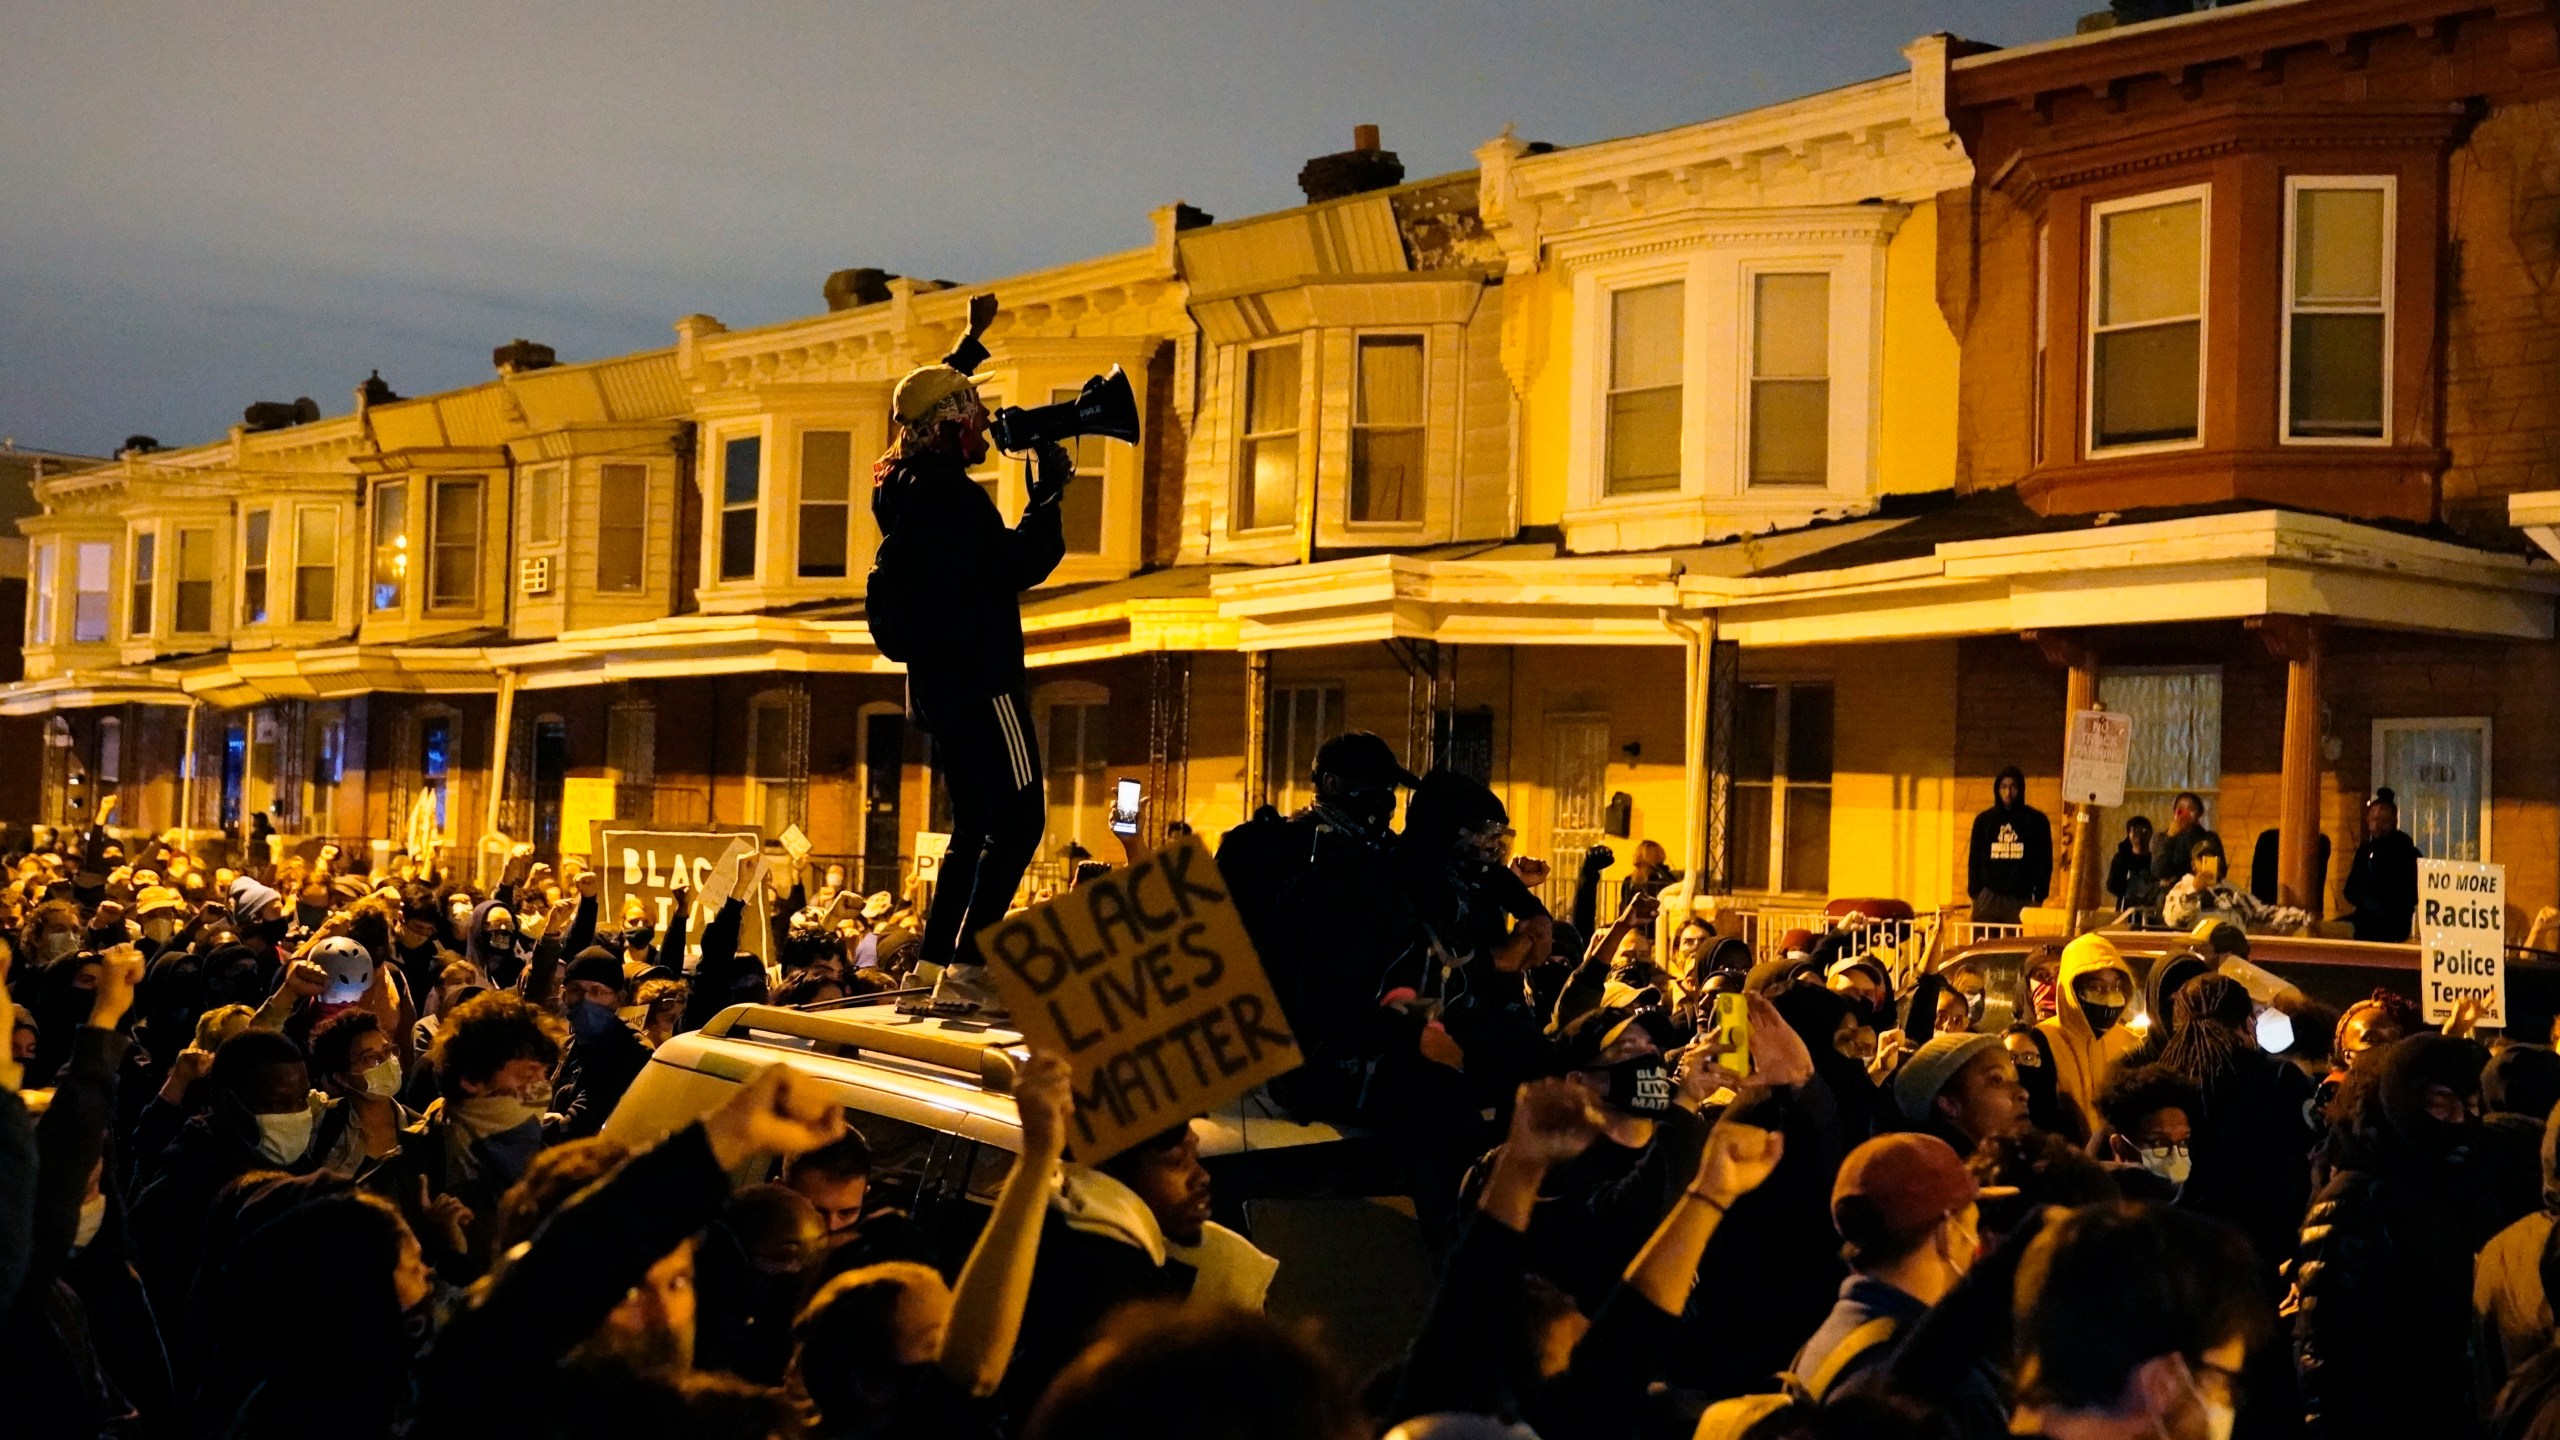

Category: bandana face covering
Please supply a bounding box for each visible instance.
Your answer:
[1601,1055,1674,1114]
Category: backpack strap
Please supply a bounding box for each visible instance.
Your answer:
[1799,1315,1903,1402]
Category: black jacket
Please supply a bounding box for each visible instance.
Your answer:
[1966,804,2052,904]
[2342,830,2421,943]
[871,443,1065,723]
[1006,1210,1194,1417]
[550,1018,652,1142]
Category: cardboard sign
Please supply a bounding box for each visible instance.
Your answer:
[778,823,813,863]
[596,825,772,962]
[2063,708,2132,808]
[914,830,951,886]
[2418,858,2506,1026]
[978,836,1302,1164]
[557,778,618,860]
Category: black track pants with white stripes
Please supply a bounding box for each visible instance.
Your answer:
[920,690,1046,967]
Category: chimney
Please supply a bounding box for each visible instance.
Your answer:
[1297,125,1406,204]
[493,339,557,373]
[823,267,899,312]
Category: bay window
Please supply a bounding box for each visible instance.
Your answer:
[2285,178,2391,442]
[241,508,271,624]
[2089,188,2207,451]
[371,482,407,612]
[128,530,155,637]
[295,506,336,623]
[1237,342,1301,532]
[1051,390,1107,553]
[428,477,481,610]
[524,463,563,546]
[72,542,110,643]
[174,528,214,633]
[28,543,52,644]
[720,435,760,581]
[1605,281,1683,494]
[797,430,852,579]
[1747,272,1831,487]
[1351,337,1425,524]
[597,464,648,591]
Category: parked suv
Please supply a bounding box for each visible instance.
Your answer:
[603,992,1437,1375]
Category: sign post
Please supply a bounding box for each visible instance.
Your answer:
[978,835,1302,1165]
[2061,707,2132,930]
[2418,857,2506,1027]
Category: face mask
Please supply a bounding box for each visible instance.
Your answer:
[1600,1055,1673,1114]
[357,1057,405,1100]
[296,903,329,928]
[568,1000,623,1043]
[2174,1364,2236,1440]
[2080,1001,2125,1035]
[2139,1142,2192,1187]
[142,916,179,944]
[256,1105,317,1163]
[245,918,289,946]
[39,930,77,962]
[72,1193,107,1251]
[454,1085,549,1135]
[486,929,517,950]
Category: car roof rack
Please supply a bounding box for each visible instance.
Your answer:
[699,1003,1021,1092]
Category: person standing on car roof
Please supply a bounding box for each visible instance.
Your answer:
[868,293,1071,1016]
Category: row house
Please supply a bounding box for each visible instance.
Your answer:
[20,0,2560,948]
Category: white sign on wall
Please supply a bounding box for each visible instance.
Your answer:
[2418,857,2505,1027]
[2063,708,2132,808]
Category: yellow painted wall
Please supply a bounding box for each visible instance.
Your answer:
[1877,199,1962,497]
[1828,640,1962,904]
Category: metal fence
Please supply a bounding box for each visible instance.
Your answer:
[1712,904,2027,987]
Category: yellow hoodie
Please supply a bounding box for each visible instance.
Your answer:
[2036,933,2142,1139]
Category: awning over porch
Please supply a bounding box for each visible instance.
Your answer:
[0,669,195,717]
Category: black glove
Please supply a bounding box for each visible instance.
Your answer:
[1028,442,1074,507]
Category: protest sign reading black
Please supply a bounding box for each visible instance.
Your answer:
[979,835,1301,1164]
[596,824,772,962]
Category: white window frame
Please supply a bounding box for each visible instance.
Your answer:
[2085,183,2212,459]
[596,463,650,593]
[240,506,272,626]
[370,481,408,614]
[795,428,856,580]
[127,525,157,639]
[1233,339,1307,536]
[1037,681,1113,861]
[1596,271,1692,502]
[1347,332,1430,529]
[426,475,484,613]
[524,463,565,547]
[293,504,338,625]
[716,429,764,584]
[2373,716,2493,862]
[1730,679,1835,898]
[172,527,216,635]
[1739,266,1836,491]
[2280,174,2395,448]
[71,540,111,644]
[28,541,54,646]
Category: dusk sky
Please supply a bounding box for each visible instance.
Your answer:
[2,0,2096,457]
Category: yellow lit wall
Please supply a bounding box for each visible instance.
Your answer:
[1826,639,1961,904]
[1513,269,1574,528]
[1877,199,1961,496]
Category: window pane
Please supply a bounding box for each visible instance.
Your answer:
[801,431,850,503]
[295,508,336,624]
[1352,429,1425,524]
[798,507,849,577]
[1750,380,1831,487]
[1606,389,1683,494]
[1611,283,1683,390]
[1356,337,1424,427]
[1245,344,1300,435]
[2290,313,2385,439]
[371,484,407,612]
[1787,684,1835,782]
[2296,188,2385,303]
[724,436,761,507]
[2093,322,2201,447]
[30,545,51,643]
[1783,785,1833,893]
[297,506,337,566]
[430,480,480,607]
[721,510,758,581]
[1242,437,1297,531]
[1733,684,1778,783]
[752,705,792,777]
[2379,723,2485,863]
[1049,390,1108,555]
[130,532,155,637]
[242,509,270,623]
[1753,273,1830,379]
[598,464,648,591]
[175,530,213,633]
[527,465,562,545]
[2100,199,2202,326]
[1731,783,1773,891]
[73,542,109,642]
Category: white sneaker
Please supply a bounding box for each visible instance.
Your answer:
[928,962,1009,1018]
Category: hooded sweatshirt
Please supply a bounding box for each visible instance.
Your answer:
[2035,934,2141,1139]
[2475,1096,2560,1389]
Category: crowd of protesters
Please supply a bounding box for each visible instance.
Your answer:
[0,740,2545,1440]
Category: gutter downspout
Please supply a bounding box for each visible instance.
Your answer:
[178,696,200,844]
[482,666,519,886]
[1659,604,1714,936]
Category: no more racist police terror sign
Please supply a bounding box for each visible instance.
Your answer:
[979,835,1301,1165]
[2418,858,2506,1027]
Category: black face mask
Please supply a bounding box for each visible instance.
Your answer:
[2080,1001,2124,1035]
[295,903,329,929]
[1601,1055,1674,1114]
[244,918,289,947]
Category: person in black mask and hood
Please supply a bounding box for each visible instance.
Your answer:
[2293,1031,2502,1438]
[1966,768,2051,926]
[551,947,652,1141]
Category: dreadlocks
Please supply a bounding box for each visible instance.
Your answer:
[2158,972,2253,1088]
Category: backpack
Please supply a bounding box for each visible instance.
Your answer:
[864,529,922,663]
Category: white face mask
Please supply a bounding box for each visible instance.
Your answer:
[357,1057,405,1101]
[2140,1142,2193,1188]
[255,1105,318,1163]
[2255,1007,2295,1054]
[72,1193,107,1251]
[142,917,180,945]
[453,1083,550,1135]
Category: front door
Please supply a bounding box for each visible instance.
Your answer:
[532,720,569,856]
[862,712,905,896]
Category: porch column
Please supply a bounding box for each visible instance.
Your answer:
[2255,617,2327,914]
[1243,650,1271,815]
[1664,610,1715,919]
[2028,631,2103,924]
[482,669,519,885]
[178,699,200,841]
